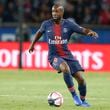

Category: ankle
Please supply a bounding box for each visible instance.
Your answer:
[80,96,85,102]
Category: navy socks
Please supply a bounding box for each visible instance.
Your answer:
[63,73,87,102]
[78,84,86,101]
[63,73,76,97]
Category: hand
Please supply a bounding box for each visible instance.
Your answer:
[29,46,34,53]
[88,31,99,39]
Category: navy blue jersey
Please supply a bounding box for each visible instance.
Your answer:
[38,18,84,62]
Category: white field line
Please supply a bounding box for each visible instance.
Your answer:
[0,94,109,101]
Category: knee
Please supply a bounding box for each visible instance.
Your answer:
[79,77,86,85]
[60,62,70,73]
[75,72,86,85]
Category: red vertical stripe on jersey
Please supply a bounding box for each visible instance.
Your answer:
[53,24,65,56]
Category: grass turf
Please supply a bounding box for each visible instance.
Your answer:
[0,70,110,110]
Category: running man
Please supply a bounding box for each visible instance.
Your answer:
[29,4,98,107]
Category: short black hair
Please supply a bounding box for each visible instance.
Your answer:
[52,4,64,12]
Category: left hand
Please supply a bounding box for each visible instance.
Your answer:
[88,31,99,39]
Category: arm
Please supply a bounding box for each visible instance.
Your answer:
[82,28,99,39]
[29,31,42,53]
[29,21,46,53]
[67,18,99,39]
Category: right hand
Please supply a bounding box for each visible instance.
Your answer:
[29,46,34,53]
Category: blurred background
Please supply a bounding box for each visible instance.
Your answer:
[0,0,110,70]
[0,1,110,110]
[0,0,110,42]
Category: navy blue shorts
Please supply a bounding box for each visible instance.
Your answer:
[50,57,84,76]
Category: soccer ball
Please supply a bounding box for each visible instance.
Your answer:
[47,91,64,107]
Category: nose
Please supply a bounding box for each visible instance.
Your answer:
[52,12,57,16]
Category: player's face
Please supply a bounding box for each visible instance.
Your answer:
[52,6,63,22]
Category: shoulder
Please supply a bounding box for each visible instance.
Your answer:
[65,18,83,29]
[62,18,77,27]
[41,19,53,25]
[66,18,77,25]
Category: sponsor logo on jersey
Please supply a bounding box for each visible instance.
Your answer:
[48,36,68,44]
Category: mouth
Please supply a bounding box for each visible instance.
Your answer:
[53,16,58,20]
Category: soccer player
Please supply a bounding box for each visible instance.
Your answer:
[29,4,98,107]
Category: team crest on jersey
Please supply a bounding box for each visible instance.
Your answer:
[53,57,58,63]
[63,28,68,33]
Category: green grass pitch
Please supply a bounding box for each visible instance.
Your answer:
[0,70,110,110]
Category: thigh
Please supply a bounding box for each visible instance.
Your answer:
[73,71,86,85]
[66,60,84,76]
[50,57,65,72]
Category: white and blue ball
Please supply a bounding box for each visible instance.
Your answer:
[47,91,64,107]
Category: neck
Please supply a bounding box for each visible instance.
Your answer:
[53,18,63,24]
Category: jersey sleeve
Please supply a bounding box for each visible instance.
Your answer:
[38,21,46,33]
[67,18,84,34]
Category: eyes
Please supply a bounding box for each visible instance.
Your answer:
[52,9,58,13]
[52,8,61,14]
